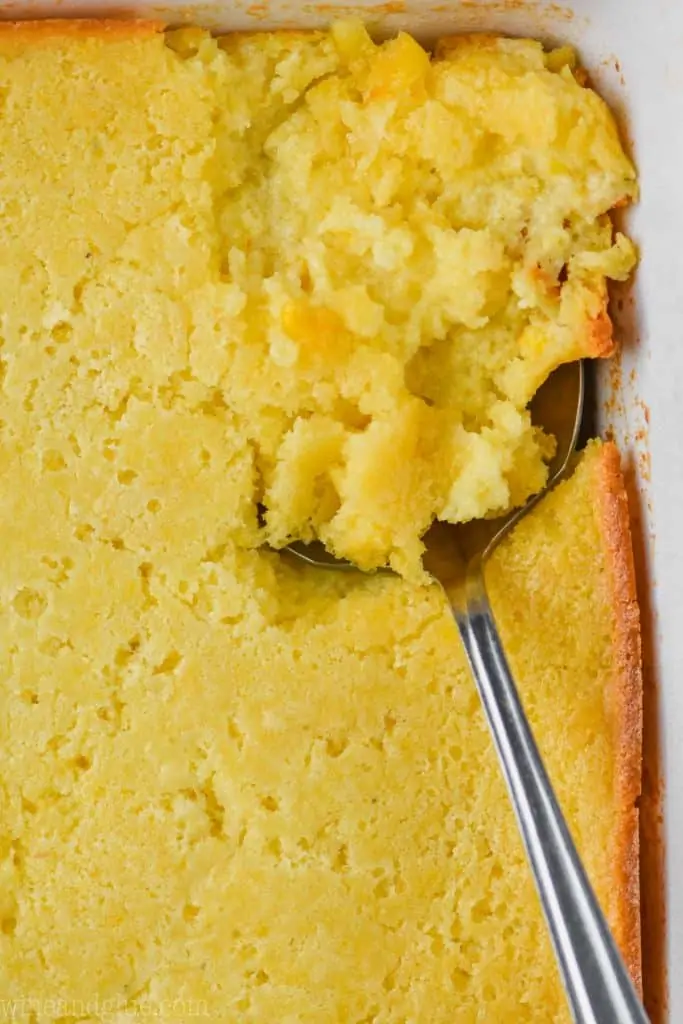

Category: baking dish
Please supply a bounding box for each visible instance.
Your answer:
[0,0,673,1018]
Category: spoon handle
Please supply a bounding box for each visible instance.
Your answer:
[451,569,648,1024]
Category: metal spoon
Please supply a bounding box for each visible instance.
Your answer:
[283,361,648,1024]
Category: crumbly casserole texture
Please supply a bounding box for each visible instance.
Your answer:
[237,25,637,576]
[0,21,640,1023]
[1,20,638,577]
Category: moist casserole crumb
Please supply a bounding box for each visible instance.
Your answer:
[0,20,641,1023]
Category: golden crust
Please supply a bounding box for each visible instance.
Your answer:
[595,441,643,990]
[218,29,323,42]
[586,305,617,358]
[434,33,509,58]
[0,18,162,42]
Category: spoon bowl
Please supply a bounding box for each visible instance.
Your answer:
[285,359,584,579]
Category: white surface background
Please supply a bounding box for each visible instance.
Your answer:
[0,0,677,1018]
